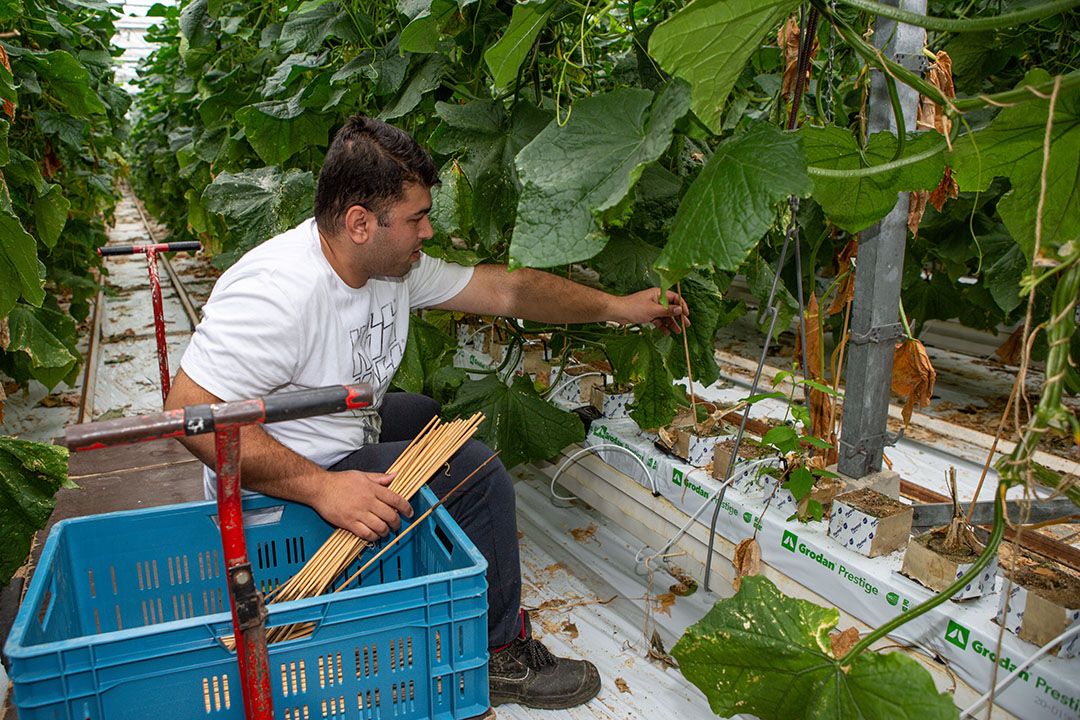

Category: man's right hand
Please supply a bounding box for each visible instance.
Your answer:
[310,470,414,541]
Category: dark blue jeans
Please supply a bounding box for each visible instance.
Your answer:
[329,392,522,647]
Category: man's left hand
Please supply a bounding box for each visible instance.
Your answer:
[613,289,691,335]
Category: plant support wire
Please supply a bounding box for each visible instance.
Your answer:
[702,4,816,592]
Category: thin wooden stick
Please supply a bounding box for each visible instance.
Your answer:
[334,452,500,593]
[229,415,486,648]
[676,283,697,416]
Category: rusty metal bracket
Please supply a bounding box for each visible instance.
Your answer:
[228,563,268,631]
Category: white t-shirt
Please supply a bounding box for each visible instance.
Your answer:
[180,218,473,496]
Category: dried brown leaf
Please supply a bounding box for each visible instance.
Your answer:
[0,315,9,350]
[653,592,677,616]
[570,524,597,542]
[891,339,937,426]
[561,621,579,639]
[916,51,955,136]
[733,537,762,591]
[0,44,13,121]
[778,16,818,99]
[827,238,859,317]
[830,627,861,658]
[0,379,5,425]
[928,166,959,213]
[39,392,80,408]
[995,326,1024,365]
[916,52,958,215]
[615,677,631,694]
[908,190,928,238]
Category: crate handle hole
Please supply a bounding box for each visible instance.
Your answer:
[434,524,453,555]
[36,577,57,630]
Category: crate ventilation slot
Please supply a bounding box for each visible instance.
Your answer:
[318,652,343,688]
[167,554,192,585]
[201,675,231,713]
[198,549,221,581]
[389,637,414,670]
[320,696,347,717]
[280,660,308,697]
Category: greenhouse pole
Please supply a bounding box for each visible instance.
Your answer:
[837,0,926,478]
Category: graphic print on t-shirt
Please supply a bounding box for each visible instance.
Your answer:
[350,298,406,396]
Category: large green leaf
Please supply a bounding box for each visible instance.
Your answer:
[32,50,106,116]
[484,0,554,91]
[202,167,316,264]
[663,275,724,389]
[590,233,661,294]
[178,0,216,67]
[262,52,328,96]
[673,576,959,720]
[391,315,455,394]
[0,436,69,586]
[744,249,798,335]
[5,304,79,388]
[33,109,88,148]
[443,374,584,468]
[235,91,336,165]
[802,127,947,233]
[277,3,359,53]
[399,0,458,53]
[607,331,683,429]
[0,209,45,312]
[655,123,811,285]
[648,0,796,133]
[951,69,1080,261]
[378,53,448,120]
[34,184,70,249]
[433,98,551,248]
[980,231,1027,314]
[510,81,690,269]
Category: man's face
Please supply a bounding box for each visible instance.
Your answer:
[366,182,434,277]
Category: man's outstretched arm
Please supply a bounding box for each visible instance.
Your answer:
[433,264,691,332]
[165,368,412,540]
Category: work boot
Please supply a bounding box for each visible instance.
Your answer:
[488,612,601,709]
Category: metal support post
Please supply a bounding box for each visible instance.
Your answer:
[837,0,927,478]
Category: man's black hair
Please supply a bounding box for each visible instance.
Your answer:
[314,115,439,231]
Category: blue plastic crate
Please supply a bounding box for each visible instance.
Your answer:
[5,488,489,720]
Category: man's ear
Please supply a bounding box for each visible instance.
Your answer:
[343,204,377,246]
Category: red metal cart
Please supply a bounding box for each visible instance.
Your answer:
[65,383,374,719]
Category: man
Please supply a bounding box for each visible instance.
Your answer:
[167,115,688,713]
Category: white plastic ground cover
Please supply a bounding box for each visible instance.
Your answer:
[503,476,733,720]
[579,417,1079,720]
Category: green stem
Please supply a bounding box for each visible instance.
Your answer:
[820,0,1080,115]
[953,71,1080,112]
[806,138,946,178]
[835,0,1080,33]
[884,74,906,161]
[815,0,954,109]
[841,485,1006,662]
[897,298,913,339]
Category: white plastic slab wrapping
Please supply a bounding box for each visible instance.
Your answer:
[582,418,1080,720]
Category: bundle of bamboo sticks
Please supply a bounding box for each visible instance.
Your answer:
[223,413,485,648]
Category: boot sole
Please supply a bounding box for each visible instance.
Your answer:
[490,674,602,709]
